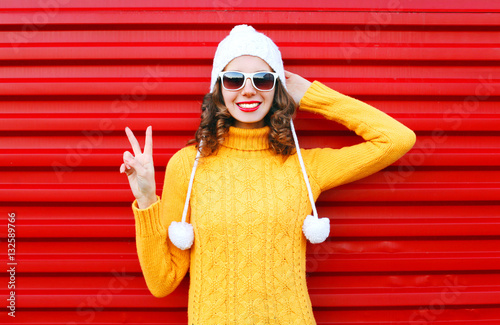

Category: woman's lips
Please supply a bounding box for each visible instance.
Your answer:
[237,101,261,112]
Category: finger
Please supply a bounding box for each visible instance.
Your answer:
[125,127,143,157]
[284,70,294,78]
[120,163,134,175]
[124,156,146,175]
[144,126,153,157]
[121,160,132,170]
[124,166,135,177]
[123,150,134,161]
[123,150,146,175]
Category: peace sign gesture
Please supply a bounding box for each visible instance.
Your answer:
[120,126,157,209]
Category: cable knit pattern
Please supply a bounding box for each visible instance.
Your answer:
[132,81,416,324]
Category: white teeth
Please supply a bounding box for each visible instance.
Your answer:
[238,102,259,109]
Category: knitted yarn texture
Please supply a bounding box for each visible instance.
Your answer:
[132,82,416,324]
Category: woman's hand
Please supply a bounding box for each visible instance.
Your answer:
[284,70,312,107]
[120,126,157,209]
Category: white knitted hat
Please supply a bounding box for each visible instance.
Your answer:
[210,24,286,92]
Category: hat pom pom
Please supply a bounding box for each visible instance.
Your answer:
[230,24,256,35]
[168,221,194,250]
[302,215,330,244]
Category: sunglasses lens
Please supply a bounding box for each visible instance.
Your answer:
[253,72,276,91]
[222,71,245,90]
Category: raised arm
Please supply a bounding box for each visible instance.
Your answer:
[121,127,192,297]
[285,71,416,193]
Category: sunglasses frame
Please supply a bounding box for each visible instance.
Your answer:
[218,71,279,92]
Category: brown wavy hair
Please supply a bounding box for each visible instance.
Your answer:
[188,78,297,157]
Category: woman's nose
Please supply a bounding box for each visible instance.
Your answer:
[241,77,256,95]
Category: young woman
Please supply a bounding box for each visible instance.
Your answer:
[120,25,416,324]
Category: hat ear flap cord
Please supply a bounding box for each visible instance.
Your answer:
[168,145,201,250]
[290,119,330,244]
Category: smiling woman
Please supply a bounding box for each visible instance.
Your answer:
[120,24,416,324]
[191,25,298,158]
[221,55,277,129]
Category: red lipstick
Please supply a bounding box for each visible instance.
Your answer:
[237,101,261,112]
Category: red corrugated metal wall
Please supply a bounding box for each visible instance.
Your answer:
[1,0,500,324]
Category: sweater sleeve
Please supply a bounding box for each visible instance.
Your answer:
[132,147,194,298]
[300,81,416,193]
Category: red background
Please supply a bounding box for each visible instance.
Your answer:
[1,0,500,324]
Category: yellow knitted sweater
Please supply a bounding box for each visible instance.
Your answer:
[132,81,416,324]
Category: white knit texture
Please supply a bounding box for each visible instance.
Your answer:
[168,221,194,250]
[302,215,330,244]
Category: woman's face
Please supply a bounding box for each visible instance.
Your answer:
[221,55,276,129]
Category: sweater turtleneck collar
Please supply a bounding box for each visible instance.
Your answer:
[221,126,271,151]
